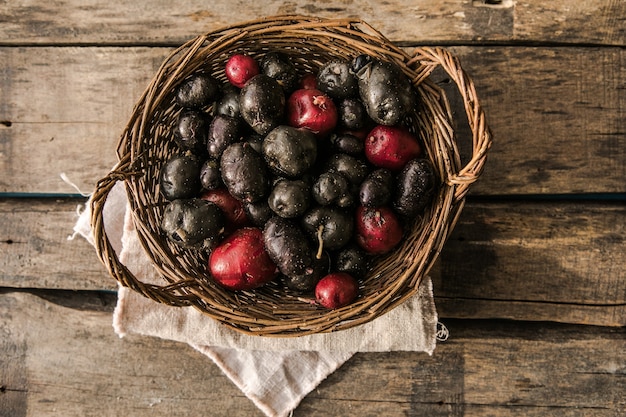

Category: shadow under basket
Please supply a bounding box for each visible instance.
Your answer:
[90,15,492,337]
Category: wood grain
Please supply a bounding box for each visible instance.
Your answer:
[0,0,624,46]
[445,45,626,195]
[0,46,623,195]
[1,291,624,417]
[1,1,624,416]
[433,200,626,327]
[0,291,262,417]
[433,201,626,304]
[1,198,623,326]
[514,1,626,46]
[0,198,116,291]
[0,47,159,195]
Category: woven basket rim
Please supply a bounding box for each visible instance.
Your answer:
[90,15,492,337]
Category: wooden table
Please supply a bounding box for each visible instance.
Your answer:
[1,1,624,416]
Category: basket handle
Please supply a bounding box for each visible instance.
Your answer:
[408,47,492,202]
[89,155,192,307]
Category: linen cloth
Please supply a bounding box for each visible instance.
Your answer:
[73,182,439,417]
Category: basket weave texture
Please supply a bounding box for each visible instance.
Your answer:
[90,15,492,337]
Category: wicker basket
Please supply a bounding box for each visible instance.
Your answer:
[90,15,491,337]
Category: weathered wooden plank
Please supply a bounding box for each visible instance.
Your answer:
[437,296,626,328]
[0,0,624,46]
[432,201,626,311]
[1,198,624,326]
[0,47,159,195]
[444,46,626,195]
[514,1,626,46]
[0,291,262,417]
[1,291,624,416]
[0,198,117,291]
[307,320,626,416]
[434,201,626,326]
[0,46,624,195]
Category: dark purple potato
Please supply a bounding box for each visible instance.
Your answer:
[338,98,368,130]
[174,110,209,153]
[206,115,241,159]
[393,158,436,217]
[239,74,285,135]
[334,243,369,279]
[220,142,269,203]
[299,172,316,189]
[330,133,364,155]
[263,216,314,277]
[175,73,221,109]
[359,168,393,207]
[301,205,354,251]
[244,199,273,227]
[262,125,317,178]
[214,85,241,119]
[244,133,264,154]
[324,153,370,186]
[350,54,372,75]
[199,159,221,191]
[282,251,330,293]
[160,153,203,200]
[316,60,358,99]
[352,55,416,126]
[261,52,299,93]
[160,198,225,249]
[268,179,311,219]
[312,171,354,207]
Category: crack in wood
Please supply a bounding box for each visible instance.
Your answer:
[0,288,117,312]
[0,385,29,393]
[436,296,626,308]
[472,0,514,8]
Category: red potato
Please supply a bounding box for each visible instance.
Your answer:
[355,205,403,254]
[200,188,248,231]
[209,227,278,291]
[315,272,358,309]
[225,54,260,88]
[286,88,338,137]
[365,125,422,171]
